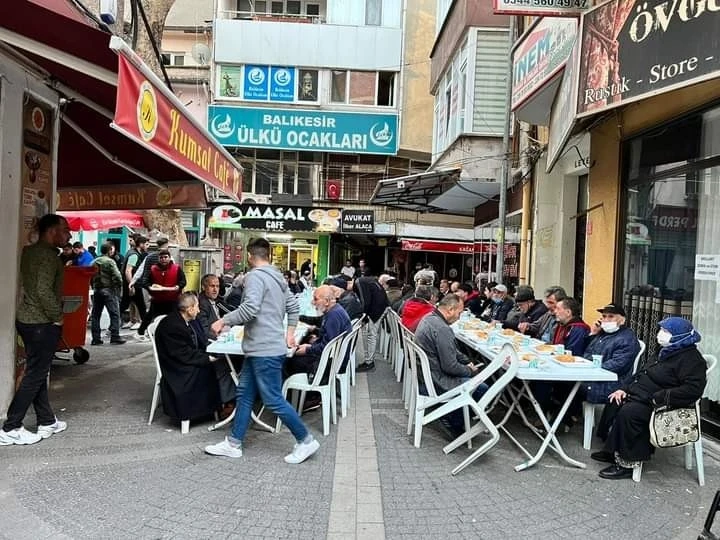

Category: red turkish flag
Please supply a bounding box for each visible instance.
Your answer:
[326,179,341,200]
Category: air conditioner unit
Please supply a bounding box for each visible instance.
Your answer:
[326,179,341,200]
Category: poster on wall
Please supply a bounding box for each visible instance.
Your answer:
[20,94,54,246]
[218,65,242,98]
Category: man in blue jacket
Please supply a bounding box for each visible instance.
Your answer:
[287,285,352,382]
[582,303,641,404]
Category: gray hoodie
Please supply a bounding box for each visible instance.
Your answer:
[221,265,299,357]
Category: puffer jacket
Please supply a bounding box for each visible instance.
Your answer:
[582,326,641,403]
[400,297,434,332]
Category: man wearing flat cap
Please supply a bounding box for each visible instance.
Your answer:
[502,286,547,331]
[581,303,641,404]
[481,283,514,322]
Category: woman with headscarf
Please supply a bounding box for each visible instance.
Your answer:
[592,317,707,480]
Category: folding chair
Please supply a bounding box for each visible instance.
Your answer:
[336,325,362,418]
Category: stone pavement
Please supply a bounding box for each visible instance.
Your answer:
[1,332,719,539]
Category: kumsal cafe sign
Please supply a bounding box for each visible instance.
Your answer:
[577,0,720,117]
[209,105,399,155]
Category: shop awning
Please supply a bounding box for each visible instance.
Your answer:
[60,210,144,231]
[0,0,243,203]
[401,239,476,254]
[369,169,463,214]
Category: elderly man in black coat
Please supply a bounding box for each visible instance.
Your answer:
[154,292,221,422]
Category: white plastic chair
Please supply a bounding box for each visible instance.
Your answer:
[632,353,717,485]
[348,315,366,387]
[419,343,521,475]
[405,339,471,449]
[277,332,346,436]
[335,325,362,418]
[399,324,415,410]
[146,315,193,433]
[582,339,646,450]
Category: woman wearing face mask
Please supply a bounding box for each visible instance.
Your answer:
[581,303,641,405]
[591,316,707,480]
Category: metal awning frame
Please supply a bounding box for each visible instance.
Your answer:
[369,169,462,214]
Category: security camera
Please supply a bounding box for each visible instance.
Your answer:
[397,180,406,189]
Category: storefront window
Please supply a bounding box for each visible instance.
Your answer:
[621,104,720,427]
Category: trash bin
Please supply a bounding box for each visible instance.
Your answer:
[57,266,96,364]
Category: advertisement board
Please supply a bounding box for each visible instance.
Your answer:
[243,65,269,100]
[208,204,342,233]
[546,37,580,172]
[341,210,375,234]
[209,105,399,155]
[577,0,720,117]
[494,0,591,17]
[512,17,577,111]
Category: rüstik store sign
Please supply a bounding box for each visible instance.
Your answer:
[340,210,375,234]
[577,0,720,118]
[494,0,591,17]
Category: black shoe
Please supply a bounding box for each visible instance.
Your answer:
[90,340,103,346]
[110,339,127,345]
[598,464,633,480]
[437,418,464,442]
[356,361,375,373]
[591,450,615,464]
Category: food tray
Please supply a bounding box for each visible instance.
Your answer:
[549,356,594,368]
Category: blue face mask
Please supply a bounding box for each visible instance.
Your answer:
[492,297,502,304]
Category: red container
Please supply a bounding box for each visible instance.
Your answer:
[58,266,96,363]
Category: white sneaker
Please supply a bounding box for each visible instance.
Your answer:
[204,437,243,458]
[130,322,141,330]
[133,332,149,342]
[0,427,42,445]
[37,419,67,439]
[284,437,320,464]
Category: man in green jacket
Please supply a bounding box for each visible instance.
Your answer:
[90,243,126,346]
[1,214,71,446]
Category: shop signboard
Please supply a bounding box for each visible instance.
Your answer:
[512,17,577,111]
[209,105,399,155]
[577,0,720,118]
[209,204,342,233]
[650,204,698,232]
[401,239,476,254]
[57,182,207,210]
[341,210,375,234]
[546,38,580,172]
[243,65,269,100]
[494,0,591,17]
[270,67,295,102]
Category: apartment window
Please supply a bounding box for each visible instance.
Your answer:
[365,0,382,25]
[458,61,467,132]
[306,3,320,16]
[350,72,376,105]
[298,69,318,102]
[236,150,319,196]
[271,1,283,14]
[161,52,184,67]
[331,70,347,103]
[377,71,395,106]
[286,1,301,14]
[330,70,395,107]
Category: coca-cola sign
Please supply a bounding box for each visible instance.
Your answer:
[401,239,475,254]
[577,0,720,117]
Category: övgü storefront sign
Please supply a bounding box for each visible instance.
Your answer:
[57,183,207,211]
[512,17,577,110]
[208,204,342,233]
[111,40,243,201]
[577,0,720,117]
[341,210,375,234]
[494,0,591,16]
[208,105,399,155]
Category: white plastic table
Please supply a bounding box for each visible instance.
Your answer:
[452,323,617,471]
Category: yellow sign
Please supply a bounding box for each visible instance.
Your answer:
[137,81,158,142]
[183,259,202,293]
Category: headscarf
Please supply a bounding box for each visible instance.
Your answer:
[658,317,701,359]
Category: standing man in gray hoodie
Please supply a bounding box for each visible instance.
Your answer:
[205,238,320,464]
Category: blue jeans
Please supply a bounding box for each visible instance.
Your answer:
[230,355,308,443]
[91,288,121,341]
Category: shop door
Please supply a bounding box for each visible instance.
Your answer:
[573,175,588,304]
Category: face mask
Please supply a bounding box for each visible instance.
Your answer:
[601,321,620,333]
[657,329,673,347]
[492,297,502,304]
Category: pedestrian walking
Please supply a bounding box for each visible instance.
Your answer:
[135,249,186,340]
[205,238,320,464]
[90,243,126,346]
[0,214,70,446]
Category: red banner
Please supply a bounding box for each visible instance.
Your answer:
[60,210,144,231]
[401,239,475,254]
[57,182,207,211]
[112,54,242,202]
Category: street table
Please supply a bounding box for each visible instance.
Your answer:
[451,321,617,471]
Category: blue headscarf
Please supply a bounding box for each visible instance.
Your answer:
[658,317,701,359]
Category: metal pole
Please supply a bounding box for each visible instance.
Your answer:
[495,16,516,285]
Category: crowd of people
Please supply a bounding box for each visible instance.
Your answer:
[1,217,709,481]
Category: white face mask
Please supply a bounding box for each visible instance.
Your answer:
[601,321,620,333]
[657,329,673,347]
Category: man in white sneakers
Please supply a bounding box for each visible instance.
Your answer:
[204,238,320,464]
[1,214,70,446]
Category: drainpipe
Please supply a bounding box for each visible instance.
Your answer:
[495,16,517,285]
[517,122,532,285]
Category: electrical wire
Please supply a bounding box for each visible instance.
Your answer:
[134,0,173,92]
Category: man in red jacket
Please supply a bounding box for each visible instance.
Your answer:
[137,250,186,337]
[400,285,438,332]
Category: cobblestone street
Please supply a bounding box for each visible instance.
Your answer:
[1,338,718,539]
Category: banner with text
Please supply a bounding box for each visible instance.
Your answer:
[494,0,590,16]
[341,210,375,234]
[577,0,720,117]
[57,183,207,211]
[209,204,342,233]
[209,105,399,155]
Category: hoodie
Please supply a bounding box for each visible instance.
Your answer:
[221,265,299,357]
[400,297,434,332]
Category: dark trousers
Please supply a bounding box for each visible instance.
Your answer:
[138,300,175,335]
[119,281,131,313]
[91,288,121,341]
[3,322,61,431]
[127,288,147,321]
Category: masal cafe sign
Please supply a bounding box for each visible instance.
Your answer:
[110,37,243,201]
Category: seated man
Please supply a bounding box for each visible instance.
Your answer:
[288,285,352,381]
[481,284,515,322]
[400,284,438,332]
[552,297,590,356]
[328,276,364,320]
[415,294,486,439]
[455,283,484,318]
[502,286,547,331]
[197,273,228,344]
[519,286,566,342]
[582,303,640,404]
[153,292,227,422]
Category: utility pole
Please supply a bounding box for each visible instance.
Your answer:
[495,16,517,285]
